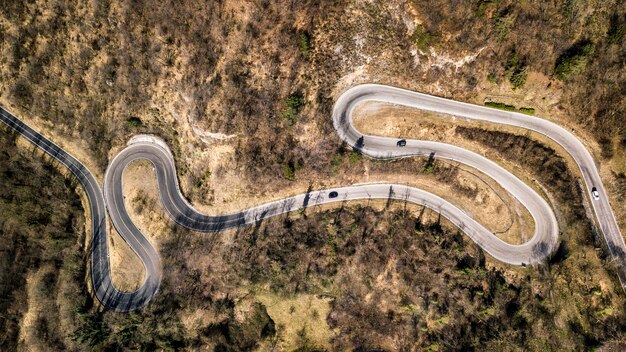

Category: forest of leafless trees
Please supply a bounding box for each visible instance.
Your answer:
[0,0,625,350]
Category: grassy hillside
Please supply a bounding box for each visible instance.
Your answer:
[0,0,625,350]
[1,0,624,184]
[0,132,85,351]
[0,128,625,350]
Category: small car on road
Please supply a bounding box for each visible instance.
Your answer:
[329,191,339,198]
[397,139,407,147]
[591,187,600,200]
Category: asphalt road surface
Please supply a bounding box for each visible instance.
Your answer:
[1,83,624,311]
[0,107,149,311]
[334,84,626,287]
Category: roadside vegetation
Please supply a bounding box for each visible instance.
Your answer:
[281,92,305,126]
[518,107,535,115]
[1,0,624,200]
[555,41,596,80]
[504,51,528,89]
[483,101,537,115]
[484,101,516,111]
[6,124,625,350]
[411,24,441,52]
[75,173,626,351]
[0,0,625,350]
[0,132,85,351]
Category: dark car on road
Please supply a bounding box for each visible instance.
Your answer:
[329,191,339,198]
[397,139,407,147]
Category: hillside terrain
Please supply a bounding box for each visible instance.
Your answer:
[1,127,625,350]
[0,0,625,350]
[0,133,86,351]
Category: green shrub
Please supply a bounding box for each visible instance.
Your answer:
[126,116,142,127]
[519,107,536,115]
[410,24,440,52]
[511,71,527,89]
[348,150,361,164]
[509,69,527,89]
[475,0,490,17]
[493,13,515,41]
[555,42,595,80]
[283,160,302,180]
[71,312,111,348]
[608,15,625,45]
[505,52,527,89]
[283,163,295,180]
[485,101,516,111]
[298,32,311,58]
[331,151,344,174]
[281,93,304,125]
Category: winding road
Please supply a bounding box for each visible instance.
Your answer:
[1,84,624,312]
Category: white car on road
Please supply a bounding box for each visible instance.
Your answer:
[591,187,600,200]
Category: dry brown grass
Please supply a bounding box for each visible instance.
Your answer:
[107,224,145,292]
[353,102,537,244]
[119,150,529,247]
[18,271,40,350]
[106,160,167,292]
[7,107,107,181]
[354,100,626,243]
[122,160,168,244]
[255,292,334,351]
[2,0,625,349]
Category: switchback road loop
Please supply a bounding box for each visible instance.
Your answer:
[1,84,623,311]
